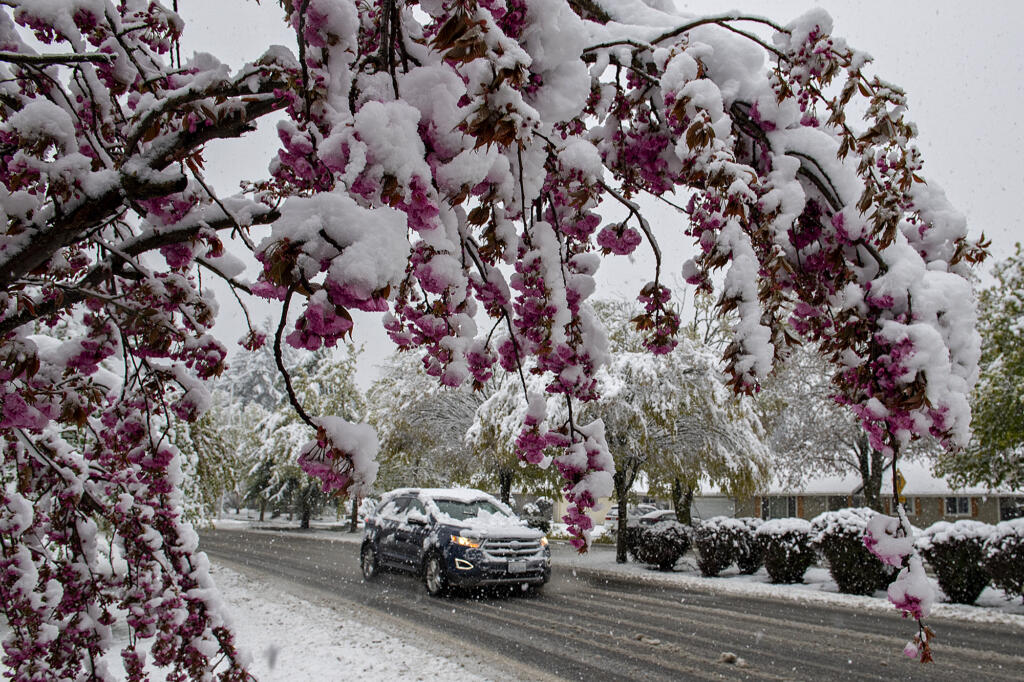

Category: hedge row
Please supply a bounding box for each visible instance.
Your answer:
[918,517,1024,604]
[626,520,691,570]
[627,511,1024,603]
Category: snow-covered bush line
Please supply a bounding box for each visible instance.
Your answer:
[756,519,816,584]
[628,520,692,571]
[917,520,993,605]
[811,508,895,596]
[735,517,764,574]
[981,519,1024,602]
[693,516,747,577]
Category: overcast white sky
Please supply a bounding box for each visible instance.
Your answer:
[176,0,1023,386]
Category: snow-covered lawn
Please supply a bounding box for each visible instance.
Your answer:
[99,562,496,681]
[2,546,495,681]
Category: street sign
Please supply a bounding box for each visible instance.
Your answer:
[896,469,907,504]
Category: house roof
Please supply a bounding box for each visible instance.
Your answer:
[757,460,1021,497]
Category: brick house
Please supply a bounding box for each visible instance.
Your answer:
[733,461,1024,526]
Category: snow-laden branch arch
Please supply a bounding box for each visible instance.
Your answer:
[0,0,985,675]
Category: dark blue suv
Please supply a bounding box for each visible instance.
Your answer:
[360,488,551,595]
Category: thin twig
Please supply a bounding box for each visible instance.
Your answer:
[599,180,663,284]
[274,287,317,429]
[463,239,529,396]
[651,14,787,46]
[189,167,257,250]
[295,0,314,123]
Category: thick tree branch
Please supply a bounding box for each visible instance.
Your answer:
[122,75,286,154]
[0,95,285,290]
[0,51,112,66]
[0,205,279,337]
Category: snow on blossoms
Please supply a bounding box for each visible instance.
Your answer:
[298,417,380,496]
[864,508,937,661]
[0,0,986,676]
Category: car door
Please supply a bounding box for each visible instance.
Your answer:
[375,498,408,565]
[393,496,432,567]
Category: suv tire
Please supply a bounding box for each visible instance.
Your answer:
[423,552,448,597]
[361,543,379,581]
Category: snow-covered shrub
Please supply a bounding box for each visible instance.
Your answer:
[694,516,745,577]
[756,518,816,584]
[735,517,764,574]
[521,498,554,533]
[917,520,993,604]
[529,518,552,533]
[533,497,554,519]
[623,524,644,551]
[982,519,1024,601]
[811,508,896,595]
[629,521,691,570]
[522,504,548,532]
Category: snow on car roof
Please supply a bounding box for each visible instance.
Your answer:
[376,487,538,535]
[383,487,496,502]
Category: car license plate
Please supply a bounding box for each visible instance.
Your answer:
[508,560,527,573]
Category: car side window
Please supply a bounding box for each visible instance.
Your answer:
[394,497,419,522]
[406,498,427,516]
[377,499,405,521]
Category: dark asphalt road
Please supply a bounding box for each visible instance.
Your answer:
[198,529,1024,681]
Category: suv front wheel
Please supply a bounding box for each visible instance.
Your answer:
[361,543,379,581]
[423,552,449,597]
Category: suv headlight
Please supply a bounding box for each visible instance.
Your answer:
[450,535,480,548]
[539,536,548,547]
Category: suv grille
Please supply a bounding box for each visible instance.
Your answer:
[481,538,543,558]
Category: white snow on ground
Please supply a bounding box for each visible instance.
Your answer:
[99,562,494,681]
[209,565,493,681]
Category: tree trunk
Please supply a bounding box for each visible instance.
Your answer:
[672,478,694,525]
[614,470,630,564]
[258,499,266,522]
[300,504,311,529]
[348,496,360,533]
[498,468,514,506]
[856,433,885,512]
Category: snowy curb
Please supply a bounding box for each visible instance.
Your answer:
[558,559,1024,629]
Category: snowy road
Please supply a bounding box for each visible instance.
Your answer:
[198,529,1024,680]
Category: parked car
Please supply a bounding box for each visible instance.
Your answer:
[605,503,660,529]
[360,488,551,596]
[637,509,678,527]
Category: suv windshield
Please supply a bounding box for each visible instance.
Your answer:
[434,498,509,521]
